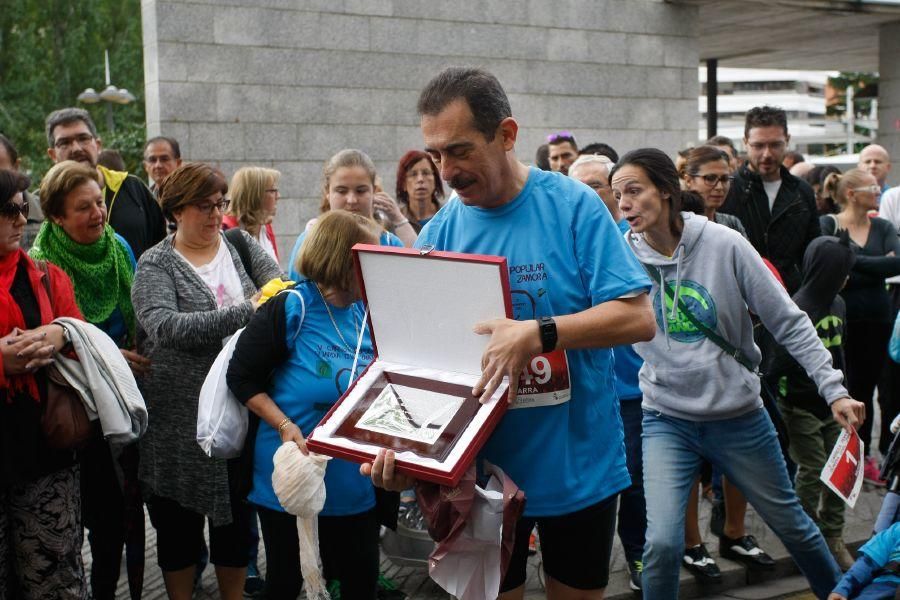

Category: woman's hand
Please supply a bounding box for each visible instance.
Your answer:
[373,191,404,224]
[360,449,415,492]
[279,421,308,455]
[249,290,263,312]
[1,327,57,374]
[121,348,151,376]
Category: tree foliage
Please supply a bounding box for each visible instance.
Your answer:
[0,0,146,179]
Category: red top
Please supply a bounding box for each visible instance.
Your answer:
[221,215,279,261]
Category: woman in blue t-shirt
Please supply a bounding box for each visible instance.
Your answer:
[228,210,383,600]
[287,149,414,280]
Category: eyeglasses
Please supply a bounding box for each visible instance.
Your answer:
[405,169,434,179]
[53,133,95,150]
[0,201,28,220]
[192,198,230,215]
[747,141,786,152]
[692,174,734,187]
[853,185,881,194]
[547,131,575,143]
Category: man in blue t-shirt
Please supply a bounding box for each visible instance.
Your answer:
[362,67,655,599]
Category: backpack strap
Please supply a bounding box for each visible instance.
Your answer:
[223,228,253,282]
[643,263,756,373]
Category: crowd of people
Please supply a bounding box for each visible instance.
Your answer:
[0,65,898,600]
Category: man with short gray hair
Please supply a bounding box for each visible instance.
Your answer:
[45,107,165,258]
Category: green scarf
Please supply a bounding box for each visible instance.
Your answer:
[30,221,135,343]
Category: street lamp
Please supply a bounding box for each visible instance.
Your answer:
[77,49,136,132]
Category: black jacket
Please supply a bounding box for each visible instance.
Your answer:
[720,163,820,294]
[104,173,166,259]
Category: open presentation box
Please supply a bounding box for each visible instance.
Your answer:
[305,244,512,487]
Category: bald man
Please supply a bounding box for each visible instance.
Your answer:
[859,144,892,192]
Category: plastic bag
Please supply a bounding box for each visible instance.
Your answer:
[197,328,248,458]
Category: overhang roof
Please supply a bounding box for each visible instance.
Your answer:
[673,0,900,71]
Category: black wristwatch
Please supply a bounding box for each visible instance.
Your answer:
[538,316,557,353]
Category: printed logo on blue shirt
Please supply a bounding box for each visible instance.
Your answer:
[652,280,717,343]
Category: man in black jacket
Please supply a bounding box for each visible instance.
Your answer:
[45,108,166,258]
[720,106,820,293]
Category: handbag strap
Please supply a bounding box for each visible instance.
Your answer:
[224,228,254,281]
[36,259,53,309]
[643,264,756,374]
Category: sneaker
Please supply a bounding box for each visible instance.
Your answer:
[243,562,264,597]
[377,573,407,600]
[826,536,855,571]
[719,534,775,569]
[709,500,725,538]
[864,456,886,486]
[682,544,722,583]
[627,559,643,592]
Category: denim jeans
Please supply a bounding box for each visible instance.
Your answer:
[617,398,646,563]
[641,408,841,600]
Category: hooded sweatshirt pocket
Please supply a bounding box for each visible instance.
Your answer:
[640,350,762,420]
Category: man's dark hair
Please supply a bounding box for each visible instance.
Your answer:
[744,105,788,138]
[535,144,550,170]
[98,149,126,171]
[417,67,511,141]
[705,135,737,157]
[784,151,805,165]
[579,142,619,163]
[45,107,98,147]
[0,134,18,165]
[144,136,182,159]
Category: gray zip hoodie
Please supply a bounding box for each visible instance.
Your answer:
[625,212,847,421]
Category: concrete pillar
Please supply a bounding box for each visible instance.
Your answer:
[879,20,900,187]
[142,0,699,266]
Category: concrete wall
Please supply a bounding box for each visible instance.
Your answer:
[142,0,699,264]
[879,21,900,187]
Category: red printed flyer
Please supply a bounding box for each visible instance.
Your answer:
[820,428,864,508]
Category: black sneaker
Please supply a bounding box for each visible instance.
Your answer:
[243,563,264,598]
[719,534,775,569]
[709,500,725,537]
[627,559,643,592]
[682,544,722,583]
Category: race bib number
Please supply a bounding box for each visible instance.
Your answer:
[511,350,571,409]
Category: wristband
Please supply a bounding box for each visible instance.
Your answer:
[393,219,410,228]
[538,316,558,353]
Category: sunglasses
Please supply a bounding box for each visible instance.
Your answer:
[547,131,575,143]
[852,185,881,195]
[693,174,734,187]
[0,201,28,220]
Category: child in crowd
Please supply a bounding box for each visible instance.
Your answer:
[765,233,857,569]
[829,522,900,599]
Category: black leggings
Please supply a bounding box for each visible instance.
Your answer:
[256,505,380,600]
[845,319,892,454]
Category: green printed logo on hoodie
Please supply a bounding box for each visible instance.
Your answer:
[652,280,718,343]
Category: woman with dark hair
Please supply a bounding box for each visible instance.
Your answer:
[610,148,863,599]
[131,162,282,600]
[681,145,745,237]
[30,160,146,600]
[805,166,841,215]
[228,210,383,600]
[0,168,87,599]
[394,150,444,231]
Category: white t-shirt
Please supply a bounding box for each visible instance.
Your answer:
[878,187,900,284]
[256,228,278,263]
[763,179,782,212]
[178,240,245,308]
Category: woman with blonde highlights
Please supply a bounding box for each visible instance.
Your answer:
[227,210,384,600]
[224,166,281,262]
[820,168,900,479]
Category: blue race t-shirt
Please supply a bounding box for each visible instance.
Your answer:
[287,227,403,281]
[860,522,900,586]
[612,219,643,401]
[249,281,377,516]
[416,167,650,516]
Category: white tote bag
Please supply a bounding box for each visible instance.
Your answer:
[197,288,308,458]
[197,328,248,458]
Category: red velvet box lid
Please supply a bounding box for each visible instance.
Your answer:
[305,244,512,487]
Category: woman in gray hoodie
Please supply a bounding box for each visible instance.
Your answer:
[609,148,865,600]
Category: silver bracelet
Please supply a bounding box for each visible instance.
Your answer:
[392,219,410,228]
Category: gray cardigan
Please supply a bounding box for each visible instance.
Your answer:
[132,231,282,524]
